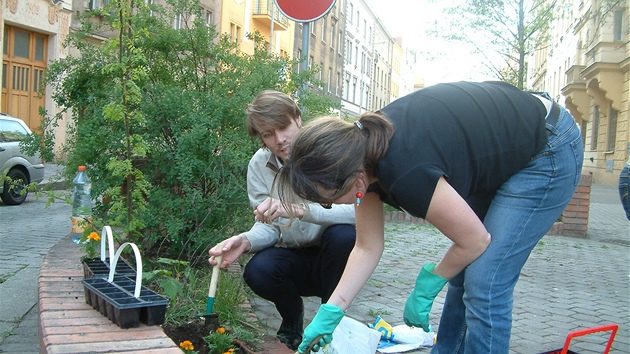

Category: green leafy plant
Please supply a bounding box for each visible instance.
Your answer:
[205,327,236,354]
[30,0,337,266]
[81,231,102,259]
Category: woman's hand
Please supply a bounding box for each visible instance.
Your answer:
[297,304,345,353]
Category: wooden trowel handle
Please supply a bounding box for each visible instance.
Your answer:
[209,254,222,298]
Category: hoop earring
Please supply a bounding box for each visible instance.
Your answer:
[355,191,363,206]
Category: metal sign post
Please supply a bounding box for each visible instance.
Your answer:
[273,0,337,104]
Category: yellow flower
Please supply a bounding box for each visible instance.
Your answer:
[179,340,194,351]
[216,327,226,334]
[87,232,100,242]
[222,349,234,354]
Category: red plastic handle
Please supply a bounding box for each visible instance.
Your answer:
[559,324,619,354]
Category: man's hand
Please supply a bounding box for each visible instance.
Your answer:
[403,263,448,331]
[254,197,304,223]
[208,235,251,268]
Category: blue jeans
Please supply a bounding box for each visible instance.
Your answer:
[433,106,584,353]
[619,165,630,221]
[243,224,355,324]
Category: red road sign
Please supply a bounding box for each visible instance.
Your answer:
[274,0,336,22]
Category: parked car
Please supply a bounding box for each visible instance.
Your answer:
[0,113,45,205]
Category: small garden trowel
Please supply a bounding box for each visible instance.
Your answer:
[197,253,222,326]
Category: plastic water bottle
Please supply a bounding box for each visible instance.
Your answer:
[71,165,92,244]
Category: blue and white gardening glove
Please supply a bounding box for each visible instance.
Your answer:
[297,304,344,353]
[403,263,448,331]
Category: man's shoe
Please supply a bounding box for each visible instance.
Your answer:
[277,332,302,351]
[276,306,304,351]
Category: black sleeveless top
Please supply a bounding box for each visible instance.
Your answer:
[373,81,548,218]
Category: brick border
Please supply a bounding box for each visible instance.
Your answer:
[38,234,181,354]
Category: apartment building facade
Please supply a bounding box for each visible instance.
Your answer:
[339,0,390,116]
[291,0,346,104]
[529,0,629,186]
[1,0,73,142]
[221,0,293,57]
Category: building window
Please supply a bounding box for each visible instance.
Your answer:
[363,20,367,39]
[349,3,353,24]
[309,55,313,70]
[174,13,183,29]
[361,52,365,73]
[205,10,213,27]
[613,10,624,42]
[607,106,618,152]
[327,67,332,92]
[590,105,599,150]
[145,0,154,16]
[321,18,326,43]
[347,41,352,64]
[330,23,335,48]
[580,119,587,145]
[230,23,241,49]
[339,31,343,55]
[296,49,302,73]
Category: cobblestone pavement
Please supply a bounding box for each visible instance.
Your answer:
[250,183,629,354]
[0,172,71,354]
[0,164,627,354]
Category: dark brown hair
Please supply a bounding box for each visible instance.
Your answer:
[277,112,394,211]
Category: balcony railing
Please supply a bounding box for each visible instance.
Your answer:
[253,0,290,30]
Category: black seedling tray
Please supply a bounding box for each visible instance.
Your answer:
[82,257,137,279]
[82,274,169,328]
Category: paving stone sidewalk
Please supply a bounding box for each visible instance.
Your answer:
[0,165,627,353]
[250,183,629,354]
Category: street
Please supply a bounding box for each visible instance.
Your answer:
[0,192,71,354]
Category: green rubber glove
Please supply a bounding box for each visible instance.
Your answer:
[403,263,448,331]
[297,304,344,353]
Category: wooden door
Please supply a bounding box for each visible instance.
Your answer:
[2,26,47,132]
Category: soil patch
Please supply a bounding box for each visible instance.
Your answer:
[162,317,259,354]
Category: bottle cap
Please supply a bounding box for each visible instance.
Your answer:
[78,165,86,171]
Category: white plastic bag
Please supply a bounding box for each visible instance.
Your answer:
[319,316,381,354]
[376,325,435,353]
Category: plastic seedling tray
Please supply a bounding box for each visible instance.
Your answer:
[82,241,169,329]
[82,226,137,279]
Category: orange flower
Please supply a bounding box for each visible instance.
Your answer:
[179,340,194,351]
[222,349,234,354]
[87,232,100,242]
[216,327,226,334]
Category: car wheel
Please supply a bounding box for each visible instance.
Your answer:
[1,168,29,205]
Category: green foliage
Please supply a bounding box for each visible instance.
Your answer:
[143,256,256,346]
[29,0,335,264]
[204,330,235,354]
[436,0,557,89]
